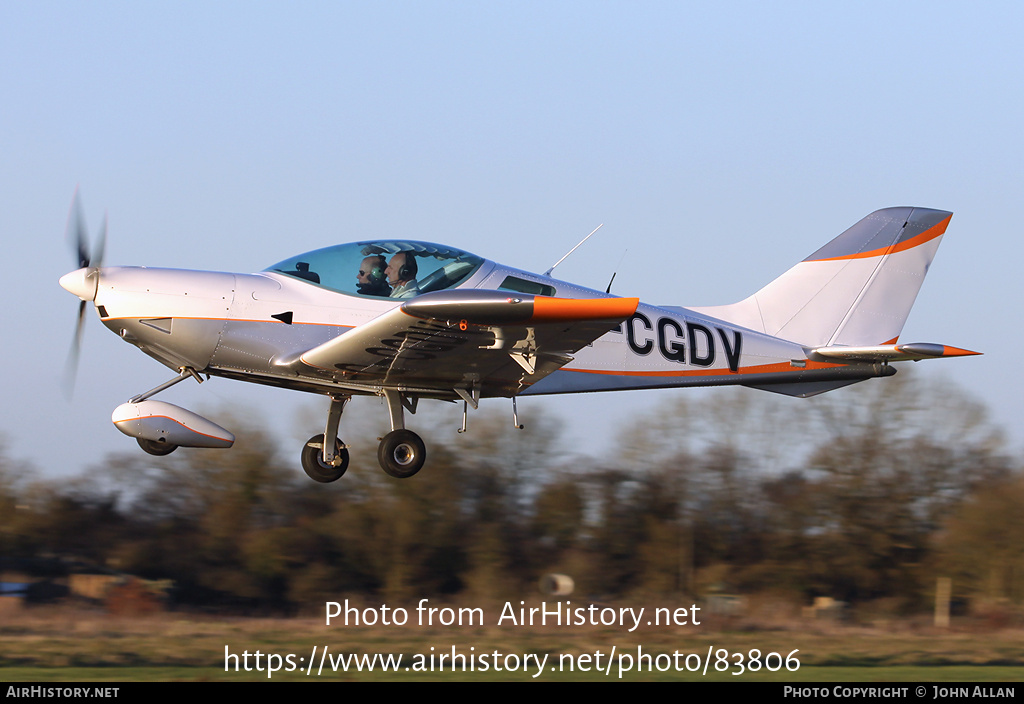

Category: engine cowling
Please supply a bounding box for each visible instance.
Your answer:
[112,400,234,449]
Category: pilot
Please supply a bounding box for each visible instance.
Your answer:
[356,255,391,296]
[385,251,420,299]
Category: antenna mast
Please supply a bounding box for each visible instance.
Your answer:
[544,224,603,277]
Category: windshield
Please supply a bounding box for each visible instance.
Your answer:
[265,240,485,299]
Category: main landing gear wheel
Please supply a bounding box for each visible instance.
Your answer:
[378,429,426,479]
[137,437,177,456]
[301,434,349,483]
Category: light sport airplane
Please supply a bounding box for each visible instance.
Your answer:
[59,202,979,483]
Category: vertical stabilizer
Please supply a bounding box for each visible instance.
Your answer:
[691,207,951,347]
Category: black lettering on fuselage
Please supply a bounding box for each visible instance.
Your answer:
[717,328,742,373]
[657,317,686,362]
[687,323,715,367]
[625,313,743,372]
[626,312,654,355]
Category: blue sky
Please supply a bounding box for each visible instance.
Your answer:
[2,2,1020,478]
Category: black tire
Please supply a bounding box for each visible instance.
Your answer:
[301,434,349,483]
[137,437,177,456]
[377,429,426,478]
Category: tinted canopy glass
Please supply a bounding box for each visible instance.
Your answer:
[265,240,485,299]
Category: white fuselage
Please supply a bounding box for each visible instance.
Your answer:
[88,260,869,401]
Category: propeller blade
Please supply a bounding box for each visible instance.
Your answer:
[93,211,107,268]
[68,189,92,269]
[63,299,88,398]
[62,190,108,399]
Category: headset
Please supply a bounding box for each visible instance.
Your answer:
[366,255,387,284]
[357,255,389,295]
[397,251,418,281]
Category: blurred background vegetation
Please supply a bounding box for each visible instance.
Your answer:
[2,370,1021,617]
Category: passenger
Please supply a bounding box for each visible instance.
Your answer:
[356,255,391,296]
[385,251,420,299]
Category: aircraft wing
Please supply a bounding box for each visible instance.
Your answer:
[279,290,639,397]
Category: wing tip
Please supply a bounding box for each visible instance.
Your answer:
[531,296,639,322]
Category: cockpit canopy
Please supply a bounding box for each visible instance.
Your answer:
[265,240,486,299]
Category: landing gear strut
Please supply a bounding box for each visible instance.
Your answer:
[378,389,426,478]
[300,391,426,482]
[301,395,350,483]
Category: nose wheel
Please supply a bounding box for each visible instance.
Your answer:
[378,429,426,478]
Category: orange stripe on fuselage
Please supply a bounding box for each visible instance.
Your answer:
[100,315,355,328]
[564,359,844,378]
[810,214,951,262]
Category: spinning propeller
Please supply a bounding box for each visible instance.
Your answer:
[60,190,107,397]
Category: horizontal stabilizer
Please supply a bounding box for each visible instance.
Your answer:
[811,342,981,363]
